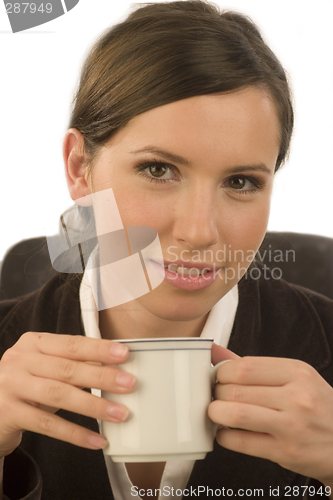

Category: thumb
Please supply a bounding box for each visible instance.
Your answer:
[211,343,240,366]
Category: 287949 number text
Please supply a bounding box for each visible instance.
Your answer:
[5,3,53,14]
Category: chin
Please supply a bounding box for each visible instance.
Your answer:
[141,296,212,323]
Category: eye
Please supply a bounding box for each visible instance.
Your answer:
[147,164,171,178]
[225,175,264,194]
[229,176,247,189]
[134,161,177,183]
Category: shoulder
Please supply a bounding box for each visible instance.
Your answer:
[234,264,333,371]
[0,273,83,355]
[255,266,333,327]
[240,262,333,323]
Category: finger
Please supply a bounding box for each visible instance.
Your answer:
[208,400,282,435]
[15,374,129,423]
[216,356,305,386]
[214,383,283,411]
[216,426,276,462]
[26,353,136,393]
[13,402,108,450]
[211,343,240,365]
[17,332,129,365]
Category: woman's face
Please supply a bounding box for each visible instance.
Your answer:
[85,86,280,322]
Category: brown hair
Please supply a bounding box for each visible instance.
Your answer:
[69,0,294,171]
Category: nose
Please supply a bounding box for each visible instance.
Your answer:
[172,186,219,250]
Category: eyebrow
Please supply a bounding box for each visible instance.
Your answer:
[130,146,273,175]
[224,164,273,175]
[130,146,191,166]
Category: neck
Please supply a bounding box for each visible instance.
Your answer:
[99,302,209,341]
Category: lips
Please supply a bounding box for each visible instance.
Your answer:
[163,260,221,277]
[149,259,221,291]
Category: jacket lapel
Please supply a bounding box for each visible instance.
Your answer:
[228,270,331,370]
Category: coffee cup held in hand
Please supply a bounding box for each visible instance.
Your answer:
[101,338,226,462]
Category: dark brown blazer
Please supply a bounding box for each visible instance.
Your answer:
[1,268,333,500]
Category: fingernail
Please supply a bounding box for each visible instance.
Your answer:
[116,372,135,388]
[87,433,108,449]
[107,404,129,422]
[110,343,128,359]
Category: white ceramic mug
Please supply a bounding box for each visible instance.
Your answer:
[101,337,226,462]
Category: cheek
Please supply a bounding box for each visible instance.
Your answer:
[113,193,171,231]
[223,201,271,255]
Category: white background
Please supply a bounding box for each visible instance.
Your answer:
[0,0,333,261]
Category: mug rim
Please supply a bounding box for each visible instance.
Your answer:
[116,337,214,344]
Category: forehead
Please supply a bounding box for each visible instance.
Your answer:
[104,86,280,168]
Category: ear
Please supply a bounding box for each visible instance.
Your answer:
[63,128,91,202]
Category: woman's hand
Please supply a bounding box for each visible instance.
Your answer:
[209,347,333,488]
[0,332,135,458]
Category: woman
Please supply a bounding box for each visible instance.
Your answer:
[1,1,333,499]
